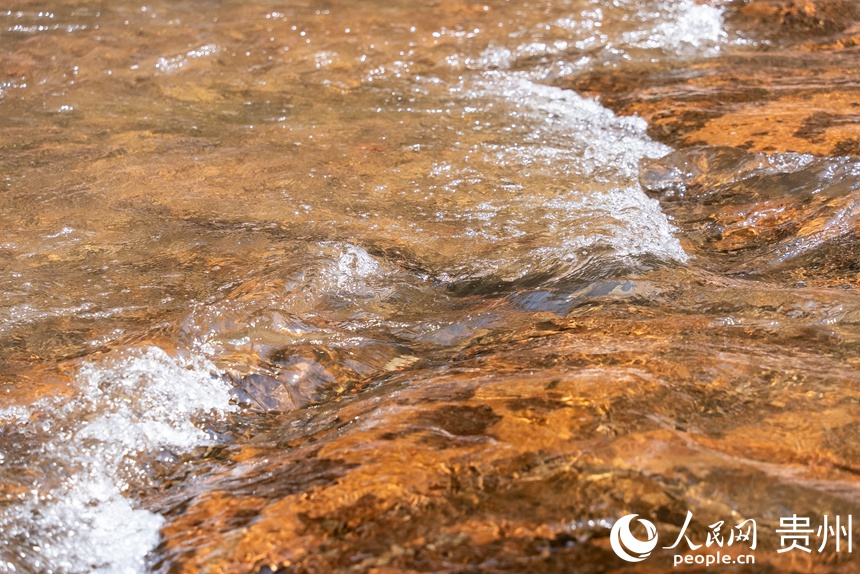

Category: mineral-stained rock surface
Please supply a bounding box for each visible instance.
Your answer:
[137,4,860,573]
[2,1,859,573]
[560,0,860,155]
[150,295,860,573]
[640,145,860,287]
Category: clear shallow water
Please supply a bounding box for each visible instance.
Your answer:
[0,1,858,573]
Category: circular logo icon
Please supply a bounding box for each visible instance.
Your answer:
[610,514,659,562]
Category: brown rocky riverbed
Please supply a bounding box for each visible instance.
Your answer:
[1,1,859,573]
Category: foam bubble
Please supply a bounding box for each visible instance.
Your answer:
[465,74,688,272]
[457,0,727,76]
[622,1,726,52]
[0,347,235,574]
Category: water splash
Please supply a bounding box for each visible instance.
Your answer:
[0,347,235,574]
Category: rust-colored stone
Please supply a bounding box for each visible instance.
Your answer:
[559,1,860,155]
[736,0,860,40]
[640,145,860,286]
[2,2,858,573]
[151,304,860,572]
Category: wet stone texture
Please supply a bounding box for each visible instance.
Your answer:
[139,3,860,573]
[561,0,860,155]
[640,146,860,287]
[150,306,860,573]
[0,0,859,573]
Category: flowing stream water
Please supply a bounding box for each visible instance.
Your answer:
[1,1,858,573]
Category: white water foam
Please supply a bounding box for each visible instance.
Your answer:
[623,1,726,52]
[458,0,727,77]
[0,1,729,571]
[0,347,235,574]
[315,242,392,297]
[439,1,730,280]
[453,73,689,281]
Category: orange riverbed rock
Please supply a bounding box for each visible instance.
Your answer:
[558,0,860,155]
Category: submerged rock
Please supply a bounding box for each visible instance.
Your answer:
[1,1,859,573]
[558,0,860,155]
[640,146,860,286]
[150,305,860,573]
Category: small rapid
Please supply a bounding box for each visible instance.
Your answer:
[3,0,858,572]
[2,1,725,571]
[1,348,234,573]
